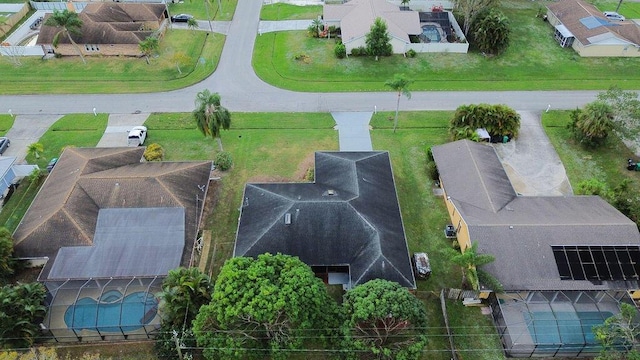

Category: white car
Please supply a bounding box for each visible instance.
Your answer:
[127,126,147,146]
[604,11,625,21]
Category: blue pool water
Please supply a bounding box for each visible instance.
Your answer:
[64,291,158,332]
[524,311,611,351]
[422,25,441,42]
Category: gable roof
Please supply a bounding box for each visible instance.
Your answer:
[234,151,416,288]
[37,3,165,46]
[547,0,640,46]
[432,140,640,291]
[324,0,421,44]
[13,147,212,279]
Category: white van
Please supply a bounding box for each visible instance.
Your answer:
[127,126,147,147]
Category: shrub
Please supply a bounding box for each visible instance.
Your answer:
[304,167,315,181]
[334,42,346,59]
[143,143,164,161]
[214,151,233,171]
[350,46,367,56]
[406,49,417,58]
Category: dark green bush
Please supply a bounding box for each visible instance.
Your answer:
[406,49,417,58]
[334,42,346,59]
[214,151,233,171]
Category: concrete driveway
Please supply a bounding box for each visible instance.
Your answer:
[493,111,573,196]
[96,113,150,147]
[2,115,61,163]
[332,112,373,151]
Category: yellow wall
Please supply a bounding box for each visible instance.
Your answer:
[574,41,640,57]
[441,186,471,251]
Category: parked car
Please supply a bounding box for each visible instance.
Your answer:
[127,126,147,147]
[0,137,10,155]
[46,158,58,172]
[413,252,432,279]
[604,11,625,21]
[171,14,194,23]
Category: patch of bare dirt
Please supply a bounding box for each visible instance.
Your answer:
[293,153,315,181]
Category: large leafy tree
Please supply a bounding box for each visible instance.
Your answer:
[44,9,86,64]
[568,100,614,148]
[0,282,47,349]
[366,17,392,60]
[471,8,510,55]
[448,241,495,290]
[449,103,520,140]
[596,87,640,142]
[0,228,17,284]
[193,90,231,152]
[593,303,640,360]
[455,0,500,36]
[139,36,160,65]
[192,254,342,360]
[342,279,428,360]
[385,74,412,133]
[156,267,213,360]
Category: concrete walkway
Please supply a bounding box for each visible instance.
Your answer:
[96,113,150,147]
[331,112,373,151]
[3,115,62,163]
[493,111,573,196]
[258,20,312,34]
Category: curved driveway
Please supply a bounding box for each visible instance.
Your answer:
[0,0,601,115]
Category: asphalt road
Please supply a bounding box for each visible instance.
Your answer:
[0,0,606,114]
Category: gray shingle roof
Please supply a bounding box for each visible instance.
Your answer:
[234,151,416,288]
[13,147,212,279]
[432,140,640,291]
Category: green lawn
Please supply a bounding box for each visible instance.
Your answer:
[0,31,224,95]
[253,0,640,92]
[260,3,322,20]
[542,110,640,192]
[0,115,14,136]
[25,114,108,167]
[168,0,237,22]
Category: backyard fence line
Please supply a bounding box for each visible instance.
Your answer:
[445,288,480,300]
[440,289,459,360]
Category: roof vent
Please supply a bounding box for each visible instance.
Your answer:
[327,189,336,196]
[284,213,292,225]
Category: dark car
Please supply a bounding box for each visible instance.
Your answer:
[171,14,194,23]
[46,157,58,172]
[413,252,432,279]
[0,137,10,155]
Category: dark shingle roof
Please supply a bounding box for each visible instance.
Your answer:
[234,152,416,288]
[432,140,640,291]
[13,147,212,279]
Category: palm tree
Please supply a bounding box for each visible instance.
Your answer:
[384,74,412,133]
[158,267,212,329]
[139,36,159,65]
[449,241,495,290]
[193,90,231,151]
[187,17,199,31]
[570,101,614,147]
[44,9,86,64]
[27,142,44,160]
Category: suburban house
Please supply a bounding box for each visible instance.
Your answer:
[13,147,212,342]
[0,156,38,199]
[323,0,422,54]
[432,140,640,357]
[546,0,640,57]
[234,151,416,289]
[37,3,167,57]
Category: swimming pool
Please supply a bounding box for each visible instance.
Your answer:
[64,291,158,332]
[422,25,441,43]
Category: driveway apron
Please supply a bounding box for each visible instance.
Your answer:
[97,113,150,147]
[331,112,373,151]
[3,114,61,163]
[492,111,573,196]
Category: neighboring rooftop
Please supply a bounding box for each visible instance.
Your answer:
[13,147,212,280]
[234,151,416,288]
[432,140,640,291]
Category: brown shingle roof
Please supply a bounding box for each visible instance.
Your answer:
[13,148,212,273]
[37,3,165,46]
[547,0,640,46]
